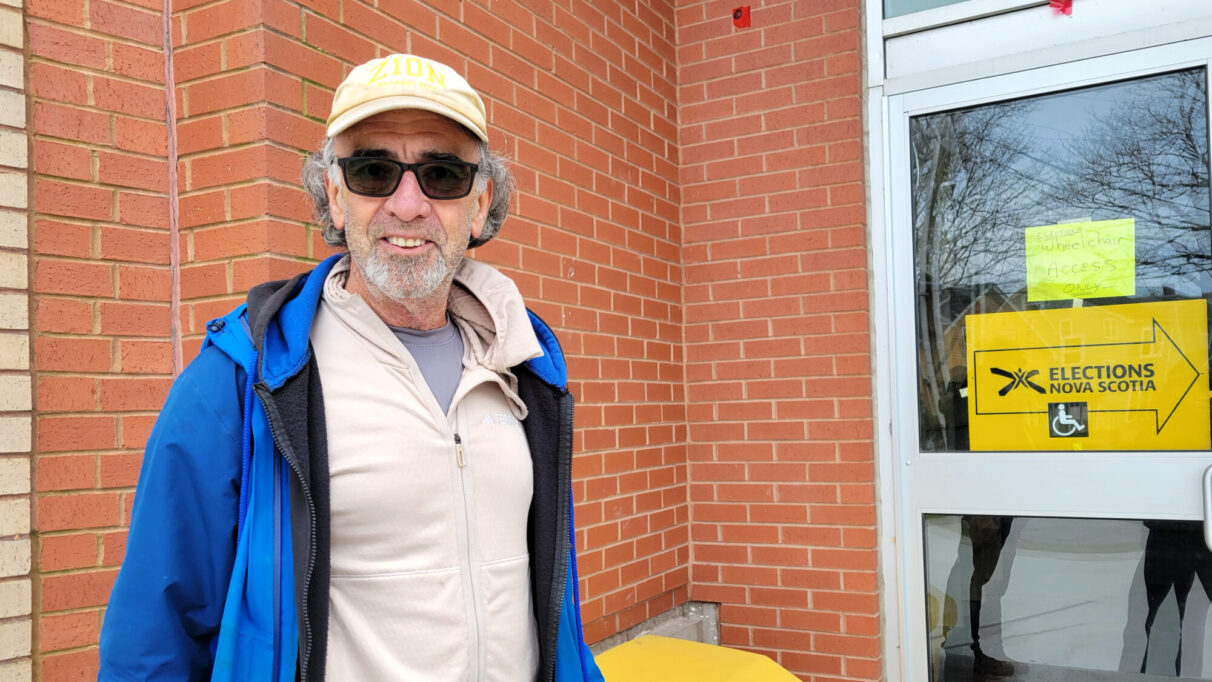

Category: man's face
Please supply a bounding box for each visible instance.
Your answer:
[326,109,491,322]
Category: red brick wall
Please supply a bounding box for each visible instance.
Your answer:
[676,1,878,678]
[28,0,689,676]
[29,0,174,677]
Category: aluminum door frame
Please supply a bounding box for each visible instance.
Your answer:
[873,37,1212,682]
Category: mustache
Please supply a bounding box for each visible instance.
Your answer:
[337,196,446,244]
[367,218,445,244]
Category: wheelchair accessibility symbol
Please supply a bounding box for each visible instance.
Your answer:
[1048,402,1088,438]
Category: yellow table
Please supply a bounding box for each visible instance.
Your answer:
[595,635,801,681]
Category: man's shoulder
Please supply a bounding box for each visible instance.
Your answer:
[452,261,568,388]
[244,253,345,333]
[236,254,344,388]
[519,309,567,390]
[175,341,244,406]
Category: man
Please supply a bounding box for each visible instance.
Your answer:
[99,54,605,682]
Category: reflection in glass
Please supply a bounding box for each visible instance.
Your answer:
[911,69,1212,451]
[925,515,1212,680]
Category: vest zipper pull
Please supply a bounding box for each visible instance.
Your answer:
[455,433,466,467]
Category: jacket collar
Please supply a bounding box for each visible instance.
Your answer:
[228,252,567,392]
[447,258,543,374]
[247,253,343,390]
[319,255,543,373]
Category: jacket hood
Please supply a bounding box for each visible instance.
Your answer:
[251,254,343,389]
[448,258,543,374]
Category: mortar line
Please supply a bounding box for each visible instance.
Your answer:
[163,0,182,376]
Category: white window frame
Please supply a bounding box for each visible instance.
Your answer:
[883,0,1042,37]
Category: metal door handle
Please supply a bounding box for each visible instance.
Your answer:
[1204,465,1212,552]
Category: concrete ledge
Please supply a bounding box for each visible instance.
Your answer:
[590,601,719,655]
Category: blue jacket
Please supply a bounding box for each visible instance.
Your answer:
[100,254,604,682]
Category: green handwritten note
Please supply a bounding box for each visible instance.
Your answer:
[1025,219,1135,302]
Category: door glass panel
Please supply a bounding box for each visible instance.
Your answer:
[911,69,1212,452]
[886,0,970,19]
[925,515,1212,680]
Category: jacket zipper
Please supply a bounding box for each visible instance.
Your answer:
[454,421,485,681]
[543,388,574,682]
[257,384,318,682]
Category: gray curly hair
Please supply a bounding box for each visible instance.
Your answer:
[302,136,514,249]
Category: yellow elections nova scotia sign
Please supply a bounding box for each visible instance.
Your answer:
[966,300,1209,451]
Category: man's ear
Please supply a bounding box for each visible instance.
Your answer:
[326,172,345,231]
[469,177,492,241]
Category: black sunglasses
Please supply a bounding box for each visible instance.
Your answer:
[337,156,480,199]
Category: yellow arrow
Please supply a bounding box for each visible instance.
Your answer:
[966,300,1209,451]
[972,319,1200,433]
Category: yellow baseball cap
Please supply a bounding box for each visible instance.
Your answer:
[326,54,488,142]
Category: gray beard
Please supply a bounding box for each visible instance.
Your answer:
[341,196,471,303]
[358,241,451,301]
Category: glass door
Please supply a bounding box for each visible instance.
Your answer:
[888,41,1212,681]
